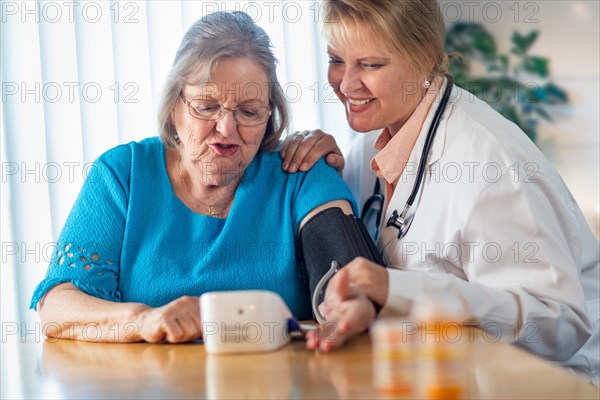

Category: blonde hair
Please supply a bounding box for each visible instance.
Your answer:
[157,11,289,151]
[323,0,448,78]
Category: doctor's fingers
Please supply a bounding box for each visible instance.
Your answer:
[323,267,358,307]
[318,302,330,320]
[325,152,345,172]
[308,299,372,352]
[280,129,343,173]
[322,271,364,319]
[317,300,347,327]
[332,266,354,295]
[279,131,308,171]
[344,257,389,306]
[294,129,344,171]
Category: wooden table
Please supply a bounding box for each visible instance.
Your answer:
[1,327,598,399]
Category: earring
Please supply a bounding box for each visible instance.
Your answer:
[173,132,181,144]
[422,80,431,89]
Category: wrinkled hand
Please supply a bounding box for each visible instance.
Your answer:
[306,268,377,352]
[280,129,344,173]
[135,296,202,343]
[341,257,389,306]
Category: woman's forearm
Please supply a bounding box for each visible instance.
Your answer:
[37,282,150,342]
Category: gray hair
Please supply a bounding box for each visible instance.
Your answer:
[158,11,289,151]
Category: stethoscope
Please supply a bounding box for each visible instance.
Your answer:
[361,75,454,241]
[313,77,454,324]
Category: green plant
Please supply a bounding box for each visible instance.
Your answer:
[445,22,568,143]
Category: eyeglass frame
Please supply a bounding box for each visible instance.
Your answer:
[179,92,272,127]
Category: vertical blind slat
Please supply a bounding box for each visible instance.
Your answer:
[146,1,184,124]
[2,1,53,328]
[109,0,154,143]
[73,0,119,163]
[38,0,84,238]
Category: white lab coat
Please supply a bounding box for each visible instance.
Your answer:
[344,80,600,385]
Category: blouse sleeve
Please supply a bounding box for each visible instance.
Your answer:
[30,145,132,309]
[290,158,359,236]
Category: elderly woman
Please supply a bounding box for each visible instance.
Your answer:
[283,0,599,385]
[30,11,355,343]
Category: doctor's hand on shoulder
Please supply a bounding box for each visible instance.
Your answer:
[307,258,388,352]
[280,129,344,173]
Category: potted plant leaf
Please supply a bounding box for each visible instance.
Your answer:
[445,22,569,143]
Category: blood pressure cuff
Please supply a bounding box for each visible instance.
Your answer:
[298,207,386,308]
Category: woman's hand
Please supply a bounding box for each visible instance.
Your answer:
[134,296,202,343]
[306,267,377,352]
[280,129,344,173]
[341,257,389,306]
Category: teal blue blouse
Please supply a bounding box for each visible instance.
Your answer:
[30,137,357,319]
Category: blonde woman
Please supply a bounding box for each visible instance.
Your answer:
[283,0,599,385]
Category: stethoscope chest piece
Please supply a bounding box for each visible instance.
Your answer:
[386,205,414,240]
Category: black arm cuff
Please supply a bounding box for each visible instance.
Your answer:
[298,207,386,316]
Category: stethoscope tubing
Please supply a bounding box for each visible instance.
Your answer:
[360,76,454,241]
[406,75,454,207]
[314,77,455,323]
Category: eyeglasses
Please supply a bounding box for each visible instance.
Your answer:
[180,92,272,126]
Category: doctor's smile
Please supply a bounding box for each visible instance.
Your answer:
[345,97,376,110]
[327,42,429,135]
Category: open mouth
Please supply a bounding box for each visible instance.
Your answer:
[212,143,239,155]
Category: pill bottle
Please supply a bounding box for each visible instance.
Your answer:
[411,298,469,400]
[370,318,416,395]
